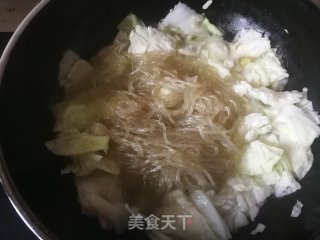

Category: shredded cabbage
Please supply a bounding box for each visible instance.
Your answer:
[117,13,144,34]
[128,25,176,54]
[251,223,266,235]
[202,0,213,10]
[160,2,222,36]
[45,132,109,156]
[189,190,231,240]
[291,200,303,217]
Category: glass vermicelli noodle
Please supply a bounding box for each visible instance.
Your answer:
[108,52,241,187]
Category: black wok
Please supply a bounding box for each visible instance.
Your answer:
[0,0,320,239]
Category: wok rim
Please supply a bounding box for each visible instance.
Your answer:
[0,0,57,239]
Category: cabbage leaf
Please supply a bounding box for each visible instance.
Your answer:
[45,132,109,156]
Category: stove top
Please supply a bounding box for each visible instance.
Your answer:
[0,32,37,240]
